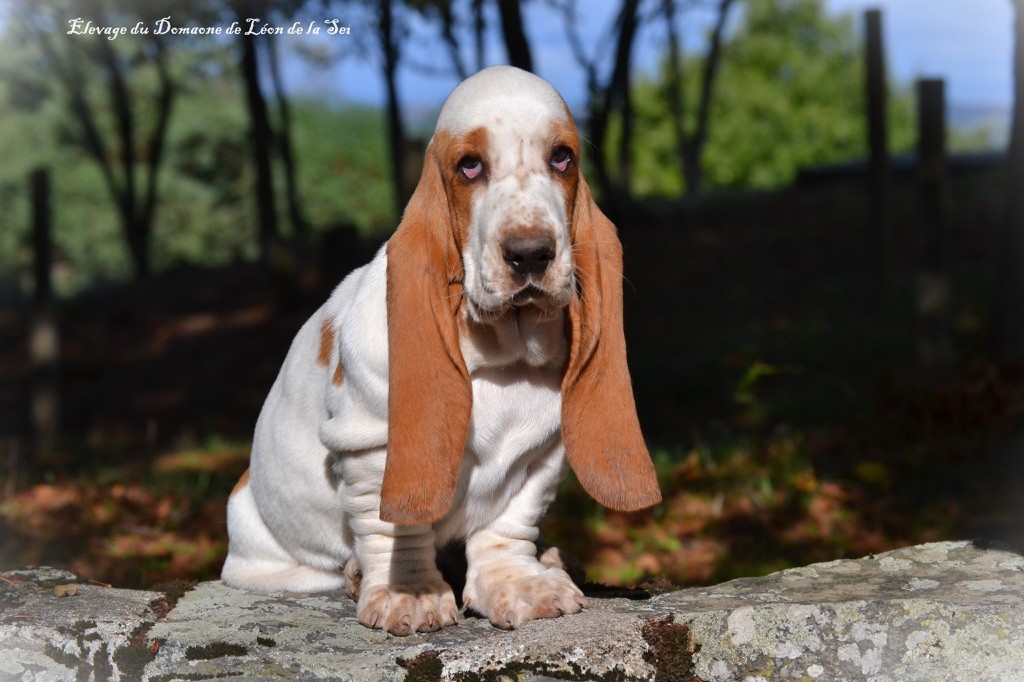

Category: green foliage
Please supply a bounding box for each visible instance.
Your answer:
[632,0,917,195]
[0,0,954,288]
[950,124,1000,153]
[153,82,257,271]
[0,51,132,291]
[0,24,394,294]
[290,102,395,233]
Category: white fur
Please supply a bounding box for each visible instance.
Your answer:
[434,66,568,136]
[223,66,585,632]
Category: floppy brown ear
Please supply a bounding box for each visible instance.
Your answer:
[380,143,472,525]
[561,180,662,512]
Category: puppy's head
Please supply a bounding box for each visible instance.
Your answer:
[381,66,660,525]
[428,66,580,321]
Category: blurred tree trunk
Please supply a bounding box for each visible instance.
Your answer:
[29,168,59,464]
[97,37,141,277]
[238,6,281,267]
[496,0,533,72]
[473,0,487,71]
[439,3,468,79]
[267,34,310,249]
[678,1,727,200]
[585,0,640,214]
[31,17,175,280]
[585,93,616,211]
[557,0,615,205]
[662,0,687,186]
[662,0,736,196]
[864,9,895,297]
[380,0,411,213]
[996,0,1024,361]
[141,40,175,274]
[609,0,640,196]
[915,78,953,372]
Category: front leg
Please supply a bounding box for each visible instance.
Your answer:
[343,452,458,636]
[463,450,586,629]
[353,526,458,635]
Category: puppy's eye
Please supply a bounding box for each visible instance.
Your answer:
[458,156,483,180]
[551,147,572,172]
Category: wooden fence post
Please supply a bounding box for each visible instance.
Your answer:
[994,0,1024,361]
[915,79,953,372]
[29,167,60,462]
[865,9,894,296]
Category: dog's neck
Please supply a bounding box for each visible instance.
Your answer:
[459,305,568,373]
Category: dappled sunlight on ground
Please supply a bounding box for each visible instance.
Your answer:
[0,443,250,588]
[542,433,954,587]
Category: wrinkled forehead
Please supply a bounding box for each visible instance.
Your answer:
[434,66,570,137]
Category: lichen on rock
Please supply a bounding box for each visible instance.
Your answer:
[2,541,1023,681]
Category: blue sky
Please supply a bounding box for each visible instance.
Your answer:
[283,0,1015,114]
[828,0,1012,107]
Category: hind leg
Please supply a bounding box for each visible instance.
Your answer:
[536,540,586,586]
[343,555,362,600]
[222,483,346,593]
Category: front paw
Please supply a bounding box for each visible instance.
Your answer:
[357,582,458,636]
[468,567,587,630]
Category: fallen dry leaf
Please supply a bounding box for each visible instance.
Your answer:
[53,583,78,597]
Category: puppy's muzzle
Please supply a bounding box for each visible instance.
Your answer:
[502,234,556,279]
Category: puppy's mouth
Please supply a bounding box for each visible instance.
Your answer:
[511,284,548,307]
[466,281,570,322]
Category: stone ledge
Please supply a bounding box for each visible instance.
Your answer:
[2,540,1022,681]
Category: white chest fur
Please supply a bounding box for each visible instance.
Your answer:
[460,307,568,471]
[430,309,568,542]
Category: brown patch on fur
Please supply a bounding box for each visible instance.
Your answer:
[317,317,334,367]
[332,356,344,387]
[549,115,582,224]
[381,132,474,525]
[560,176,662,512]
[230,468,250,497]
[433,126,489,249]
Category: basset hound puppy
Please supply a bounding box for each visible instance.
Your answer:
[222,66,661,635]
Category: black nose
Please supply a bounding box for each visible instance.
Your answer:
[502,235,556,277]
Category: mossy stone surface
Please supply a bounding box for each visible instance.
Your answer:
[4,541,1024,680]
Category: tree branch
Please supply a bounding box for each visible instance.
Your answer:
[661,0,689,185]
[551,0,598,95]
[472,0,486,71]
[34,29,121,205]
[267,32,309,243]
[496,0,533,72]
[693,0,736,150]
[96,37,138,226]
[141,36,176,237]
[439,2,468,79]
